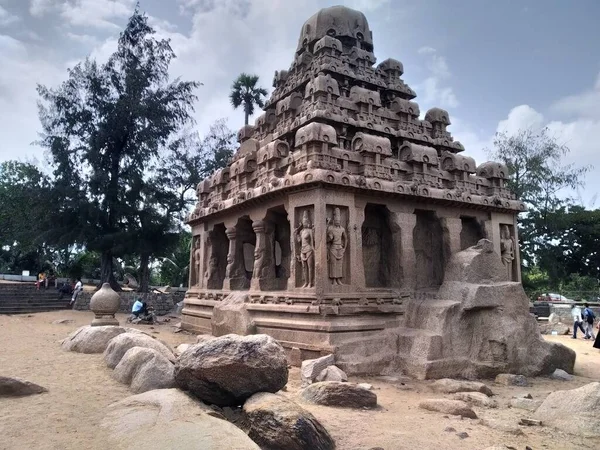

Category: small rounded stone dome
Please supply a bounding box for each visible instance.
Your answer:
[424,107,451,125]
[378,58,404,75]
[297,6,373,52]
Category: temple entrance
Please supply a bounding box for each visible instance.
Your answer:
[362,204,396,288]
[460,216,485,250]
[413,210,445,289]
[265,206,291,290]
[206,224,227,289]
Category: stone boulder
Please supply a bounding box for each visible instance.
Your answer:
[301,381,377,408]
[61,325,136,354]
[104,332,175,369]
[100,388,259,450]
[197,334,216,344]
[509,397,541,412]
[175,343,191,357]
[175,334,288,406]
[301,354,335,384]
[550,368,573,381]
[495,374,528,386]
[243,392,335,450]
[419,399,477,418]
[211,292,255,337]
[113,347,175,393]
[534,382,600,436]
[453,392,498,408]
[315,365,348,383]
[0,376,47,397]
[431,378,493,396]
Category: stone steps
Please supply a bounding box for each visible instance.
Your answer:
[0,283,71,314]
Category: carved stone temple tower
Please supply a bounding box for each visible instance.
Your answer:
[183,6,574,379]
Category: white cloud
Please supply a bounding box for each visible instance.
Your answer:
[415,46,458,109]
[29,0,55,17]
[550,72,600,121]
[60,0,135,30]
[0,5,19,26]
[496,104,545,135]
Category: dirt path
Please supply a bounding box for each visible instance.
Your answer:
[1,310,598,450]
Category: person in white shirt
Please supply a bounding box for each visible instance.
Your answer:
[70,279,83,306]
[571,304,586,339]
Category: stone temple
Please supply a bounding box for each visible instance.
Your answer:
[183,6,574,379]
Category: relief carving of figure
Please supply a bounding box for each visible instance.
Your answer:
[295,211,315,288]
[205,252,219,285]
[327,207,347,285]
[500,225,515,280]
[192,238,202,286]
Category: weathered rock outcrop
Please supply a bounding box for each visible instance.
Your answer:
[100,389,259,449]
[104,332,175,369]
[301,381,377,408]
[175,334,288,406]
[113,347,175,393]
[397,240,576,379]
[0,376,47,397]
[243,392,335,450]
[534,382,600,436]
[211,293,255,337]
[61,325,137,354]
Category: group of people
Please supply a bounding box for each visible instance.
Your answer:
[571,303,600,348]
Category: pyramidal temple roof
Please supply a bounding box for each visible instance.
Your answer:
[189,5,524,223]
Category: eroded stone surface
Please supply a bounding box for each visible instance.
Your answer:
[453,392,498,408]
[301,381,377,408]
[430,379,493,396]
[419,399,477,418]
[495,374,528,386]
[113,347,175,393]
[175,334,288,406]
[315,365,348,383]
[243,392,335,450]
[104,332,175,369]
[301,354,335,384]
[0,376,47,397]
[61,325,135,354]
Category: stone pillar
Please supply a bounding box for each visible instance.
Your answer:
[350,201,366,290]
[223,226,239,290]
[389,211,417,290]
[313,193,328,296]
[440,217,463,261]
[251,220,274,290]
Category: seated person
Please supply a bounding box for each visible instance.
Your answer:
[131,298,147,318]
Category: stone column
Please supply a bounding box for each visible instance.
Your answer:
[312,193,328,296]
[251,220,274,290]
[389,211,417,290]
[223,226,238,290]
[350,201,366,290]
[440,217,463,261]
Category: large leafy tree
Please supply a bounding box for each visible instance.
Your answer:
[36,8,200,290]
[229,73,267,126]
[488,127,590,271]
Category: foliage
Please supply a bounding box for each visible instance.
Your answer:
[157,231,191,287]
[36,7,200,289]
[229,73,268,125]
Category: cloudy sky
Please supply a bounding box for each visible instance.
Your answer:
[1,0,599,203]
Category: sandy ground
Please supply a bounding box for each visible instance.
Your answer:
[1,310,599,450]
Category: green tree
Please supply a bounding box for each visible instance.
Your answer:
[36,8,200,290]
[158,232,192,287]
[229,73,267,126]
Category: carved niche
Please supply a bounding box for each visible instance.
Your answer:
[294,206,315,288]
[326,205,349,285]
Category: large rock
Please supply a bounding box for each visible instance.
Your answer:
[211,292,255,336]
[243,392,335,450]
[113,347,175,393]
[174,343,191,357]
[315,365,348,383]
[550,368,573,381]
[495,373,528,386]
[100,388,259,450]
[61,325,136,354]
[431,378,493,396]
[419,399,477,418]
[453,392,498,408]
[509,397,541,412]
[104,332,175,369]
[175,334,288,406]
[399,240,576,379]
[301,381,377,408]
[534,382,600,436]
[0,376,47,397]
[301,354,335,384]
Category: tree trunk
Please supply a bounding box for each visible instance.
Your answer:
[244,102,250,126]
[138,252,150,293]
[100,250,121,291]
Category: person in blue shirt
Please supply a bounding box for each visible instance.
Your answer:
[131,298,147,318]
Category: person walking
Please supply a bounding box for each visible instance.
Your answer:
[70,278,83,307]
[571,303,586,339]
[583,303,596,340]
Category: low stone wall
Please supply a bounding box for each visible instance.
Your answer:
[74,291,184,316]
[547,303,600,322]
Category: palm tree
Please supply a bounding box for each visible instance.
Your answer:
[229,73,268,126]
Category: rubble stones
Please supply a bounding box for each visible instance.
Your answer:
[112,347,175,393]
[301,381,377,408]
[104,332,175,369]
[430,379,493,396]
[495,374,528,386]
[453,392,498,408]
[243,392,335,450]
[175,334,288,406]
[509,397,541,412]
[0,376,47,397]
[315,365,348,383]
[418,399,477,418]
[301,354,335,384]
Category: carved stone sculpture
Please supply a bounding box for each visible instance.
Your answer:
[500,225,515,280]
[90,283,120,326]
[326,207,347,285]
[295,211,315,288]
[193,238,202,286]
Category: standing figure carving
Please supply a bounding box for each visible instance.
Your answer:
[327,207,347,285]
[295,211,315,288]
[500,225,515,280]
[192,237,202,286]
